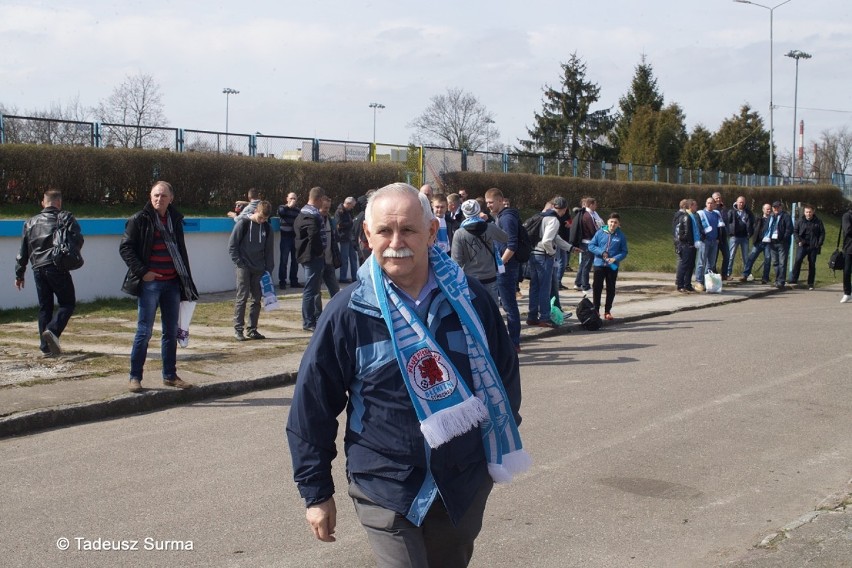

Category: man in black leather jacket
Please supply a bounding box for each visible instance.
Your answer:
[15,189,83,356]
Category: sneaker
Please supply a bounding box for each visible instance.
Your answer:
[163,376,192,389]
[841,295,851,304]
[302,325,315,332]
[536,320,557,329]
[694,282,705,292]
[678,288,689,293]
[808,287,814,291]
[761,279,769,285]
[42,330,61,356]
[573,285,583,291]
[129,378,143,393]
[746,274,754,282]
[234,330,247,341]
[684,287,696,293]
[246,329,266,340]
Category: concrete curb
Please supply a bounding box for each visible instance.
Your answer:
[0,284,783,438]
[0,372,297,438]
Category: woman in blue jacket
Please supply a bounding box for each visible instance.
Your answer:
[587,212,628,321]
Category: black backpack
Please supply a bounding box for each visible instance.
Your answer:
[514,223,533,263]
[51,211,84,271]
[576,297,602,331]
[520,213,546,252]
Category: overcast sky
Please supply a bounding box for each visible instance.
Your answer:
[2,0,851,159]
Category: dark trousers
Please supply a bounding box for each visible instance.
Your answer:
[790,246,819,287]
[234,267,262,332]
[349,478,493,568]
[844,253,852,295]
[278,233,298,286]
[33,266,76,354]
[592,265,619,314]
[675,245,696,289]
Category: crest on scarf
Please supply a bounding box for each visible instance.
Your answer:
[406,348,457,401]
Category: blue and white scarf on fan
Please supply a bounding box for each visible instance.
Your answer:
[370,246,531,483]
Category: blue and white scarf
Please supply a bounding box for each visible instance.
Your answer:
[371,246,531,483]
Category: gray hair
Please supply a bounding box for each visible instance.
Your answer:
[365,182,434,228]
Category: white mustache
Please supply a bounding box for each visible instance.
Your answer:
[382,247,414,258]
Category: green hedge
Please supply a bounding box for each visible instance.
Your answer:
[0,145,405,208]
[442,171,850,215]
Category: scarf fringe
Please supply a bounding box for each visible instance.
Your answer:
[420,396,489,449]
[487,449,533,484]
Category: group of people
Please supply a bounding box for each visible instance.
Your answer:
[14,180,852,567]
[673,192,838,295]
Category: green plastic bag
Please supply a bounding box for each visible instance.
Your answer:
[550,297,564,326]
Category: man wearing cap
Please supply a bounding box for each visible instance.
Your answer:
[527,197,572,328]
[451,199,508,304]
[335,196,359,283]
[769,201,794,288]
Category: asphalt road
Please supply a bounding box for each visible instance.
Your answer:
[1,288,850,567]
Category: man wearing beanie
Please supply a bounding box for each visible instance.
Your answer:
[451,200,508,305]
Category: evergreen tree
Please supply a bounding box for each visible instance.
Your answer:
[613,55,665,158]
[520,52,614,161]
[618,103,686,167]
[681,125,718,171]
[713,104,771,175]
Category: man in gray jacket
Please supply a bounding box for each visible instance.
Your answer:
[228,201,274,341]
[451,199,507,304]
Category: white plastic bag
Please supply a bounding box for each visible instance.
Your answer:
[704,271,722,294]
[261,271,281,311]
[177,300,197,347]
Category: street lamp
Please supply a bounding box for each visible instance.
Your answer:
[369,102,385,144]
[733,0,793,184]
[484,117,495,172]
[785,49,811,180]
[223,87,239,153]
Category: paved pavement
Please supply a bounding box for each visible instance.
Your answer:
[1,271,849,566]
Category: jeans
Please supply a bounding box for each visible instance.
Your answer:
[790,246,819,287]
[574,246,592,290]
[770,241,790,285]
[301,257,325,328]
[550,250,565,310]
[727,236,750,277]
[234,267,262,332]
[129,278,180,380]
[592,265,619,314]
[33,266,76,353]
[743,242,772,281]
[695,240,720,283]
[528,253,554,322]
[675,245,696,289]
[338,240,359,281]
[314,261,341,315]
[278,232,298,286]
[497,261,521,348]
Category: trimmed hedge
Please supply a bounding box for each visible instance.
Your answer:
[0,145,406,208]
[442,171,850,215]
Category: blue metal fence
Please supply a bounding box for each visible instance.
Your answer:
[0,113,844,191]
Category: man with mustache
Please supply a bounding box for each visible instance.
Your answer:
[287,182,528,567]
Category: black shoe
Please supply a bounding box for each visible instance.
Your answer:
[278,282,286,289]
[246,329,266,340]
[302,325,315,333]
[234,331,247,341]
[291,282,303,288]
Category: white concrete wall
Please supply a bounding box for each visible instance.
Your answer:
[2,218,288,310]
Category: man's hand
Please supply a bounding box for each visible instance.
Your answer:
[306,497,337,543]
[15,278,24,291]
[142,271,161,282]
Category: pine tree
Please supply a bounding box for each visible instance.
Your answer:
[713,104,770,175]
[681,125,718,171]
[520,52,614,161]
[613,55,665,157]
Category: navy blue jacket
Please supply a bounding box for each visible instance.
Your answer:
[286,260,522,525]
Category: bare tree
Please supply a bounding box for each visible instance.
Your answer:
[408,87,499,151]
[96,73,167,148]
[812,127,852,181]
